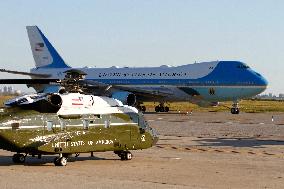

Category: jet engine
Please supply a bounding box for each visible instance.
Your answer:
[111,91,136,106]
[48,94,63,107]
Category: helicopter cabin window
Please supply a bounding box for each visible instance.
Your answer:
[11,122,20,130]
[104,120,110,128]
[47,121,53,131]
[60,119,66,131]
[83,119,89,130]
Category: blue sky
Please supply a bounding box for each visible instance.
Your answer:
[0,1,283,94]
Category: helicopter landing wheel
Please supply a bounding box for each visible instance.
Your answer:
[54,156,67,166]
[12,154,26,163]
[120,151,132,161]
[54,157,60,166]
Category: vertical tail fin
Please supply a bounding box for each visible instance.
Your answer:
[26,26,70,68]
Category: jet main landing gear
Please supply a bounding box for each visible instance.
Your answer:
[155,103,169,112]
[137,105,146,112]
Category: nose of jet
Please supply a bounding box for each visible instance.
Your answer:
[252,71,268,94]
[256,73,268,87]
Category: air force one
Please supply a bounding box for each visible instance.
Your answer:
[0,26,268,114]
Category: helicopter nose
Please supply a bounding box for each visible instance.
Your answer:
[152,136,159,145]
[150,128,159,145]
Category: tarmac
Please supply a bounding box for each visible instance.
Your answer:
[0,112,283,189]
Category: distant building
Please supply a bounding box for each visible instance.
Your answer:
[7,86,13,93]
[3,86,8,93]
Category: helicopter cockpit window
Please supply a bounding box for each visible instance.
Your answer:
[47,121,53,131]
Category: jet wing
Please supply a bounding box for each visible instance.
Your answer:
[78,79,172,98]
[0,79,58,84]
[113,85,172,98]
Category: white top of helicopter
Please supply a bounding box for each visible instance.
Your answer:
[57,92,138,118]
[5,92,139,117]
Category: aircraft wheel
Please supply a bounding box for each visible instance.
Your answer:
[141,106,146,112]
[155,106,160,112]
[235,108,240,114]
[120,151,132,161]
[18,154,26,163]
[12,154,26,163]
[125,152,132,160]
[231,108,240,114]
[59,157,67,166]
[164,106,169,112]
[54,157,60,166]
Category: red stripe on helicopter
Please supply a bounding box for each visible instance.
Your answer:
[72,99,81,101]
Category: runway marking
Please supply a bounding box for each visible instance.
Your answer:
[214,149,224,153]
[231,150,240,154]
[155,145,284,158]
[247,151,256,155]
[262,152,275,156]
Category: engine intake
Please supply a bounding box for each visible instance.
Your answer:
[49,94,62,107]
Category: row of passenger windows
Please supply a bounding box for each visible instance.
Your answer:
[46,119,111,131]
[98,72,190,78]
[44,113,147,132]
[106,80,256,85]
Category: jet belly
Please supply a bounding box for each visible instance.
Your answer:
[192,85,267,101]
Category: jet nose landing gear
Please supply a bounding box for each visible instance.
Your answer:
[231,102,240,114]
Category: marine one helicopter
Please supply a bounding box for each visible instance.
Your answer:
[1,70,158,166]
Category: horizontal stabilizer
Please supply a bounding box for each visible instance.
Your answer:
[0,69,51,78]
[0,79,58,84]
